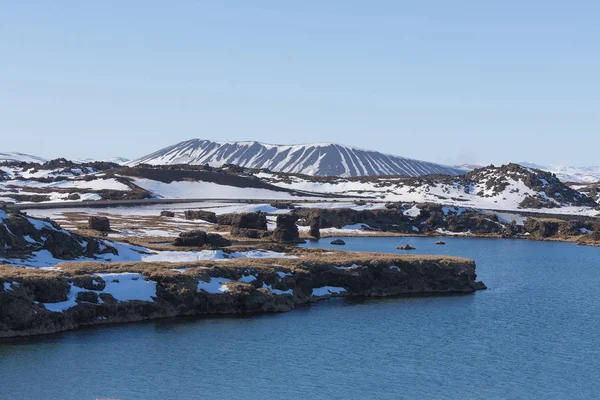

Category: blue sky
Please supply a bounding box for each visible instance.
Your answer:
[1,1,599,166]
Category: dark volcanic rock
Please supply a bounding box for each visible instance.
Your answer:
[435,241,446,245]
[206,233,232,247]
[44,229,85,259]
[160,211,175,217]
[76,291,99,304]
[230,228,272,239]
[71,275,106,291]
[88,216,111,232]
[173,230,231,247]
[0,255,486,337]
[397,244,416,250]
[308,214,321,239]
[272,214,304,243]
[184,210,217,223]
[330,239,345,245]
[174,230,207,247]
[217,212,268,230]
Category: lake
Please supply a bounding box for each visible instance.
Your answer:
[1,237,599,400]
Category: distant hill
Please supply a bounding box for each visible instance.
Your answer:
[0,152,47,164]
[129,139,464,177]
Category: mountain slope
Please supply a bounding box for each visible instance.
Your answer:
[129,139,464,177]
[0,152,47,164]
[256,163,599,214]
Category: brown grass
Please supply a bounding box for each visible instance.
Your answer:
[0,248,473,279]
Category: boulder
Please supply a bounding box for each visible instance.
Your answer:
[330,239,345,245]
[218,212,268,230]
[160,211,175,217]
[397,244,416,250]
[76,291,99,304]
[44,229,87,259]
[230,228,272,239]
[88,216,111,232]
[206,233,232,247]
[184,210,217,223]
[435,241,446,245]
[173,230,207,247]
[309,215,321,240]
[272,214,305,243]
[173,230,231,247]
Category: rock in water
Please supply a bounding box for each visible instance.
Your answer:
[218,212,268,231]
[435,241,446,245]
[273,214,305,243]
[397,244,416,250]
[330,239,345,245]
[309,214,321,239]
[88,216,111,232]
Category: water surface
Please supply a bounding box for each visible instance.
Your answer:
[1,237,599,400]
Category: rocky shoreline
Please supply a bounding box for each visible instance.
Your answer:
[0,253,485,338]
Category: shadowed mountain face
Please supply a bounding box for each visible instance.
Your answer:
[129,139,464,177]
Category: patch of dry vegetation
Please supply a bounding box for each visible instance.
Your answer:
[0,248,473,279]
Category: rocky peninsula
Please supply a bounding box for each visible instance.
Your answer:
[0,252,484,338]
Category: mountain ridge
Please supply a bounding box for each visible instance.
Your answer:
[128,139,464,177]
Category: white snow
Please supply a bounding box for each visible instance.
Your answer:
[389,266,401,271]
[312,286,347,296]
[43,273,157,312]
[404,206,421,217]
[239,275,257,283]
[262,283,293,295]
[131,178,298,200]
[197,277,232,294]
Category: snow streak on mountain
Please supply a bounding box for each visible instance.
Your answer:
[0,152,47,164]
[130,139,464,177]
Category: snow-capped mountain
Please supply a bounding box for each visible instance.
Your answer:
[129,139,464,177]
[0,152,47,164]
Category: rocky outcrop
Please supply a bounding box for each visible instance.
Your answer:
[308,213,321,239]
[173,230,232,247]
[272,215,304,243]
[398,244,416,250]
[217,212,268,231]
[184,210,217,223]
[230,228,272,239]
[160,211,175,217]
[0,253,485,337]
[330,239,345,245]
[0,210,118,261]
[88,216,111,232]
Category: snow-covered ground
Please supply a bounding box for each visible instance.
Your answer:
[255,171,600,217]
[519,163,600,184]
[130,178,302,200]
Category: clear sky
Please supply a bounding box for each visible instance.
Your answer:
[1,1,599,166]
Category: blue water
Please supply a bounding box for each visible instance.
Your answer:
[1,237,600,400]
